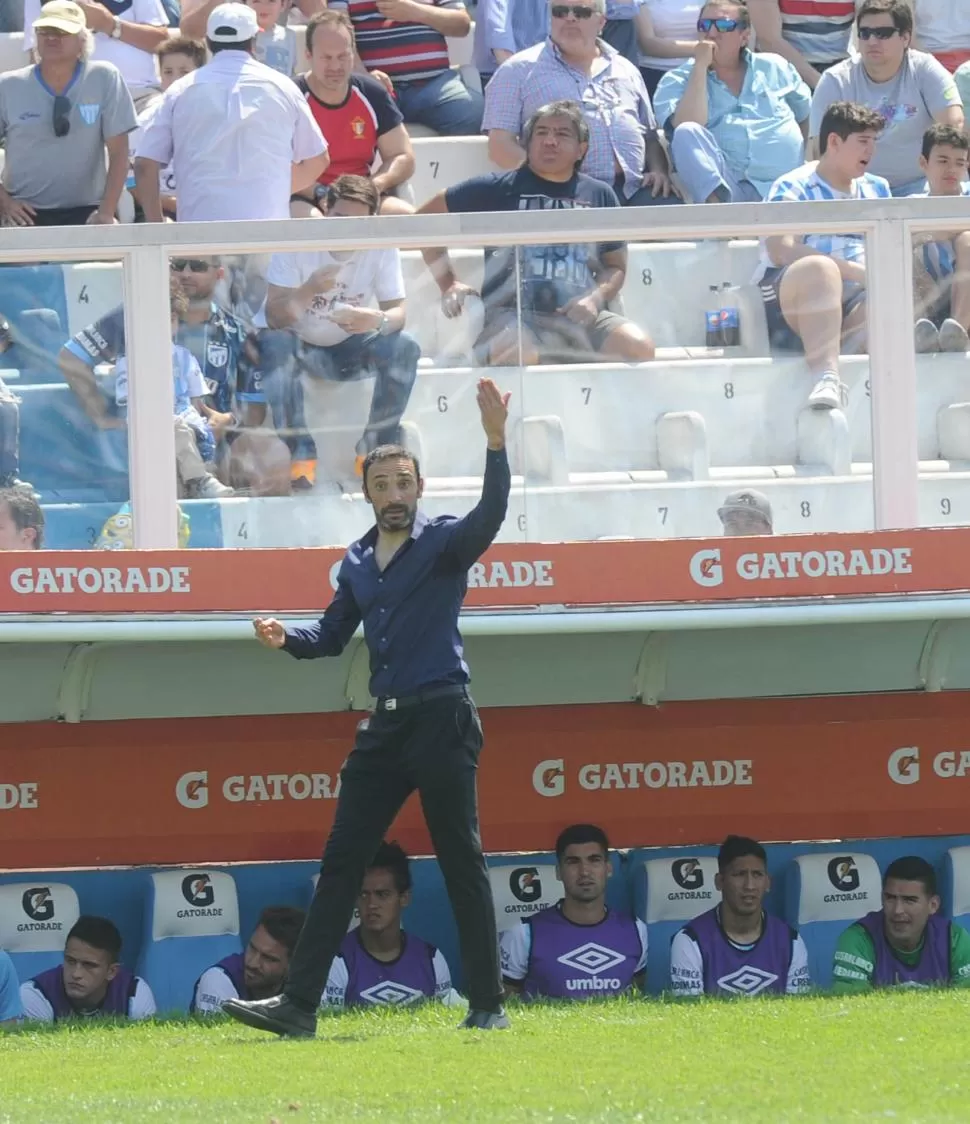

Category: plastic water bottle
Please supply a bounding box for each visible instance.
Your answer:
[705,285,723,347]
[720,282,740,347]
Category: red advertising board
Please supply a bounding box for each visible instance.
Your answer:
[2,692,969,869]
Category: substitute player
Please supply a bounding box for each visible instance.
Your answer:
[223,378,511,1037]
[501,823,648,999]
[670,835,811,996]
[832,855,970,990]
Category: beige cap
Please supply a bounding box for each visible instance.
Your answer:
[33,0,86,35]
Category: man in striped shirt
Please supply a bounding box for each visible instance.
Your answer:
[754,100,890,411]
[749,0,855,89]
[329,0,482,136]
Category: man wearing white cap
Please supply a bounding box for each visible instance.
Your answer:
[134,2,329,222]
[0,0,136,226]
[717,489,774,536]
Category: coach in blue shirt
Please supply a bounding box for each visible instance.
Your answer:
[223,377,512,1040]
[654,0,810,203]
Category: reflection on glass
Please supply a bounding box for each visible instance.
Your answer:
[0,259,131,551]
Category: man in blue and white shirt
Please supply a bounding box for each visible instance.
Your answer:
[754,100,890,411]
[913,123,970,354]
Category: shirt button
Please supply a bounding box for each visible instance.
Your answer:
[378,578,383,584]
[380,608,385,614]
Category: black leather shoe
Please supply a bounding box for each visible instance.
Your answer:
[459,1007,510,1030]
[221,994,316,1038]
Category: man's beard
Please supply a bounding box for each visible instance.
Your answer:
[377,504,415,531]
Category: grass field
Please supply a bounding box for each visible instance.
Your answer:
[3,992,970,1123]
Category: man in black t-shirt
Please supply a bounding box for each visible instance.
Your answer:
[417,99,654,366]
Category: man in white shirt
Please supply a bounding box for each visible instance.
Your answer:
[134,2,328,222]
[20,915,156,1023]
[24,0,171,109]
[257,173,419,489]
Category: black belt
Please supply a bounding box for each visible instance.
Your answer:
[375,684,467,712]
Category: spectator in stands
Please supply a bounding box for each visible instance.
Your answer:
[603,0,646,65]
[329,0,482,137]
[484,0,678,206]
[669,836,810,996]
[129,35,206,220]
[292,11,415,218]
[0,1,25,34]
[0,326,29,496]
[0,948,22,1024]
[913,124,970,354]
[241,0,301,77]
[832,855,970,991]
[654,0,811,204]
[192,906,306,1013]
[323,842,458,1009]
[179,0,324,40]
[0,1,136,227]
[420,100,655,366]
[809,0,964,196]
[909,0,970,75]
[0,487,44,550]
[637,0,700,98]
[755,101,889,411]
[748,0,855,90]
[20,915,157,1022]
[24,0,170,110]
[718,488,773,535]
[259,175,419,490]
[472,0,550,88]
[134,3,328,223]
[501,824,648,999]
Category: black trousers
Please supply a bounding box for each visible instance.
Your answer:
[285,690,504,1012]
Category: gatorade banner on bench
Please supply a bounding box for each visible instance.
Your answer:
[0,528,968,613]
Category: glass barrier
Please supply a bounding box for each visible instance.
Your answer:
[0,257,131,552]
[911,216,970,530]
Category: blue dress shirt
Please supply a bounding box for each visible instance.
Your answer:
[283,447,511,698]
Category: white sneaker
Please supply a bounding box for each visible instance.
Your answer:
[192,475,234,499]
[939,318,970,353]
[915,318,940,353]
[808,372,846,411]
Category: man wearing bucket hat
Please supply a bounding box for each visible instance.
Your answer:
[0,0,136,226]
[717,489,774,536]
[134,2,329,223]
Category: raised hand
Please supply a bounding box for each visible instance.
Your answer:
[477,377,510,450]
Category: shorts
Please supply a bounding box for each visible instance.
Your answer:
[759,265,867,353]
[474,306,629,364]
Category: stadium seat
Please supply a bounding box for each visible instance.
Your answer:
[407,137,500,207]
[944,846,970,929]
[62,261,123,338]
[489,859,562,932]
[135,870,242,1013]
[783,852,882,989]
[0,881,80,983]
[631,853,721,995]
[0,32,28,74]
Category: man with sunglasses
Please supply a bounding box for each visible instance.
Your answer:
[483,0,679,207]
[0,0,136,227]
[809,0,963,196]
[653,0,811,204]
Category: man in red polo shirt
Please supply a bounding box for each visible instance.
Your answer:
[329,0,482,136]
[294,10,415,215]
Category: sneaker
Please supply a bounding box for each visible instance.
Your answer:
[191,475,233,499]
[915,318,941,354]
[459,1007,511,1030]
[807,372,846,411]
[290,459,317,490]
[939,318,970,353]
[222,994,316,1039]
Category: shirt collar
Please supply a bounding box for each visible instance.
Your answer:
[546,35,618,68]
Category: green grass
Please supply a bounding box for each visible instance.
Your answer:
[2,993,970,1123]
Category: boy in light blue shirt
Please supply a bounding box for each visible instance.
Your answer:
[0,950,23,1024]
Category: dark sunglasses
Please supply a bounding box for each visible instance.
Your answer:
[858,25,900,40]
[697,17,746,32]
[551,4,596,19]
[170,259,211,273]
[52,94,71,138]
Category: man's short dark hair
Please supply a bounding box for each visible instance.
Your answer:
[717,835,767,872]
[67,916,122,962]
[922,124,970,161]
[523,100,590,151]
[857,0,913,35]
[701,0,750,26]
[884,855,937,897]
[207,37,255,56]
[367,841,412,894]
[0,487,44,549]
[324,174,380,216]
[256,906,306,957]
[555,823,609,861]
[306,8,355,53]
[156,35,206,68]
[818,101,886,154]
[361,444,421,491]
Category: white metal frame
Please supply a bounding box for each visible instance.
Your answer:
[0,196,958,546]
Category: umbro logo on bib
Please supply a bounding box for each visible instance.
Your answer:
[556,943,625,975]
[358,981,424,1006]
[716,967,779,996]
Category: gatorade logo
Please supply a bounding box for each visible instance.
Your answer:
[181,874,215,908]
[671,859,704,890]
[888,747,920,786]
[532,758,565,798]
[690,549,723,588]
[22,887,54,922]
[176,771,209,809]
[510,867,542,903]
[827,857,860,892]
